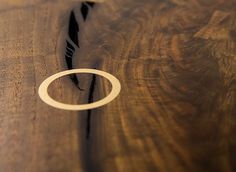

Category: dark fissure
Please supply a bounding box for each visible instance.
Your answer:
[68,11,79,47]
[81,2,95,21]
[66,12,82,90]
[65,2,96,141]
[81,3,89,21]
[86,73,96,139]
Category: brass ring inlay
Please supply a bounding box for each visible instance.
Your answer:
[38,69,121,111]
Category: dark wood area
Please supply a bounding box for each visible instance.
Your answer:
[0,0,235,171]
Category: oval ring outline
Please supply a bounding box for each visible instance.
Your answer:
[38,69,121,111]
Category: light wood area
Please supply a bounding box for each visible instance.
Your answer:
[0,0,235,171]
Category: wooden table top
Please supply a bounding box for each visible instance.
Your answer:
[0,0,235,171]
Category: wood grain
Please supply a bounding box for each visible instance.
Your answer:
[0,0,235,171]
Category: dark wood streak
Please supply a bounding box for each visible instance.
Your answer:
[65,2,97,142]
[68,11,79,47]
[86,73,96,139]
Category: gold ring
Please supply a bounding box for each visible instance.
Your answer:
[38,69,121,111]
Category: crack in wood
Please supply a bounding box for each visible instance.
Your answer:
[81,2,95,21]
[65,2,96,141]
[68,11,79,47]
[86,73,96,139]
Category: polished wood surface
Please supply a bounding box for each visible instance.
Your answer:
[0,0,235,171]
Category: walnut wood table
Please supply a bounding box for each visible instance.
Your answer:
[0,0,235,171]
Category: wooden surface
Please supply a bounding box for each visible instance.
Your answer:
[0,0,236,171]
